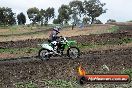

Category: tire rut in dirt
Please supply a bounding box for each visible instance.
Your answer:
[0,47,132,88]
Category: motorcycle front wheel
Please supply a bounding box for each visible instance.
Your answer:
[67,47,80,59]
[38,49,50,61]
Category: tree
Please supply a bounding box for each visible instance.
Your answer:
[57,5,71,25]
[93,19,103,24]
[83,0,106,24]
[17,12,26,25]
[69,0,84,25]
[39,8,55,26]
[127,20,132,22]
[27,7,54,26]
[44,7,55,25]
[107,19,116,23]
[53,19,61,24]
[39,9,46,26]
[27,7,39,25]
[83,17,90,24]
[0,7,16,26]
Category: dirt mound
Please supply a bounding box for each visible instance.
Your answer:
[0,47,131,88]
[69,32,132,44]
[107,22,132,33]
[0,39,46,48]
[0,32,131,48]
[118,25,132,33]
[106,22,132,26]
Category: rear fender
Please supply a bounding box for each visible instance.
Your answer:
[41,44,53,51]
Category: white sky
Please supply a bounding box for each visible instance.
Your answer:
[0,0,132,24]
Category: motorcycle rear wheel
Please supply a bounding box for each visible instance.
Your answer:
[38,49,50,61]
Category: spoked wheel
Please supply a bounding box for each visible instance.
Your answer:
[38,49,50,61]
[67,47,80,59]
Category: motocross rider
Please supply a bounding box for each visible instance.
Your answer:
[49,26,61,51]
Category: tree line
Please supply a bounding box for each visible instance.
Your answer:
[0,0,116,26]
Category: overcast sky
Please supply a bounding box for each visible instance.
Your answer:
[0,0,132,24]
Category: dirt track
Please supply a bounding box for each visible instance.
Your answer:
[0,26,132,87]
[0,32,131,48]
[0,47,132,88]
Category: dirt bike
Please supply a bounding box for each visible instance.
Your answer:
[38,36,80,61]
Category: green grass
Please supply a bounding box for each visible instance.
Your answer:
[121,69,132,78]
[78,43,98,49]
[0,25,51,37]
[15,80,80,88]
[0,24,72,37]
[14,69,132,88]
[0,38,132,55]
[0,47,40,54]
[108,26,119,33]
[15,81,37,88]
[97,37,132,45]
[78,38,132,49]
[42,79,80,88]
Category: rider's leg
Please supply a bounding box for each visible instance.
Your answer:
[51,41,57,51]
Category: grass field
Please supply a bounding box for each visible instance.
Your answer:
[0,24,115,42]
[0,25,50,35]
